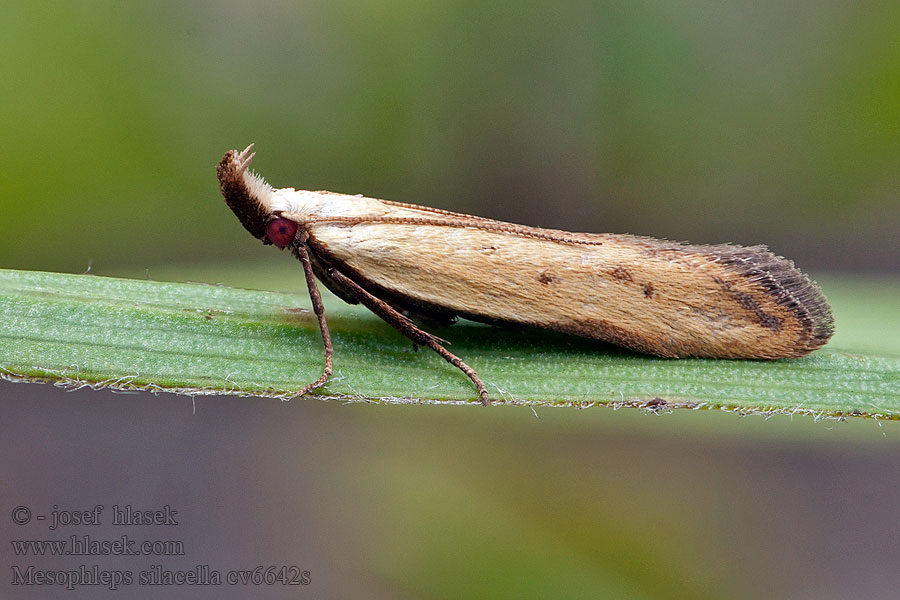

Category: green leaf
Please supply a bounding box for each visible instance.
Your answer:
[0,268,897,418]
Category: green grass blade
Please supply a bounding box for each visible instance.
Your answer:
[0,268,897,417]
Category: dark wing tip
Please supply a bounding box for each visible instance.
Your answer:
[712,245,835,355]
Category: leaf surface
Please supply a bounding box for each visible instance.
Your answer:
[1,269,897,418]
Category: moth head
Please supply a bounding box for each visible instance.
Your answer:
[217,144,297,247]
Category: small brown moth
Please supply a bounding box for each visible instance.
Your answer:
[218,144,834,405]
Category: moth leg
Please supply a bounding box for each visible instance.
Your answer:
[325,267,491,406]
[293,243,334,397]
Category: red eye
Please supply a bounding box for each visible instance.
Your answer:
[266,218,298,248]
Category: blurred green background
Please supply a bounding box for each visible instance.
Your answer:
[2,2,900,599]
[2,1,899,274]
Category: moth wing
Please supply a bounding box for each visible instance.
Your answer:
[306,219,830,359]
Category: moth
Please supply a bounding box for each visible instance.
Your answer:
[218,144,833,405]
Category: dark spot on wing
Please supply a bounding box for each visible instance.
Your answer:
[712,276,783,331]
[538,271,558,285]
[609,266,633,281]
[642,282,654,298]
